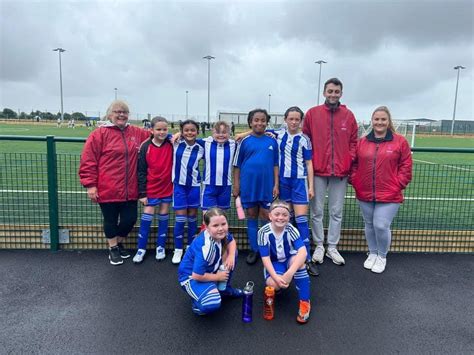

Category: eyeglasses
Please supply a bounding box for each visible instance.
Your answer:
[112,110,129,115]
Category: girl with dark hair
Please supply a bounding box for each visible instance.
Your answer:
[233,108,279,265]
[235,107,317,275]
[272,107,316,276]
[171,119,204,264]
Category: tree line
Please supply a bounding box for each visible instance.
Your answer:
[1,108,87,121]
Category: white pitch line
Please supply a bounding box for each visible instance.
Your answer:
[343,195,474,202]
[414,159,474,172]
[1,190,473,202]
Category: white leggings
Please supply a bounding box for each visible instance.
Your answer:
[357,200,400,258]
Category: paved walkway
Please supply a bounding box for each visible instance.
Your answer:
[1,250,472,354]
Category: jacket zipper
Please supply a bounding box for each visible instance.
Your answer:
[372,143,379,201]
[330,110,335,175]
[121,129,130,201]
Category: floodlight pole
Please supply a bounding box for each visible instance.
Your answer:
[268,94,271,113]
[315,60,327,105]
[451,65,466,136]
[114,88,118,100]
[203,55,215,124]
[186,90,189,119]
[53,48,66,121]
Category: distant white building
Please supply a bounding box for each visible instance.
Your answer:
[218,111,285,126]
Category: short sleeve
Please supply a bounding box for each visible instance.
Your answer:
[257,228,270,257]
[287,225,304,250]
[272,139,279,166]
[293,236,304,251]
[233,140,245,167]
[192,246,209,276]
[303,145,312,161]
[196,138,206,147]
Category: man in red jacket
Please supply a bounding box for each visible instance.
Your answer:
[302,78,358,269]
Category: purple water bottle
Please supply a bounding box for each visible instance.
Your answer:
[242,281,254,323]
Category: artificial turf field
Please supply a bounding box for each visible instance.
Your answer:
[0,121,473,163]
[0,121,473,245]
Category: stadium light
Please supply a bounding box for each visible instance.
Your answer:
[203,55,215,124]
[186,90,189,119]
[315,60,327,105]
[451,65,466,136]
[53,48,66,121]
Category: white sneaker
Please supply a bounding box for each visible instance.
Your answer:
[156,246,166,261]
[326,248,345,265]
[171,249,183,264]
[364,254,377,270]
[371,256,386,273]
[312,245,325,264]
[133,249,146,263]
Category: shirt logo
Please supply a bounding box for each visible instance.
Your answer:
[268,146,273,150]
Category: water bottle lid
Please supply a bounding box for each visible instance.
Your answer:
[244,281,254,293]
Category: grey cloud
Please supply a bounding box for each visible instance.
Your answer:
[0,0,472,120]
[280,0,473,54]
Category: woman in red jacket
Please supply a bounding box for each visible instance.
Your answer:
[351,106,412,274]
[79,100,150,265]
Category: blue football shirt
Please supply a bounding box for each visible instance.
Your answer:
[233,134,279,203]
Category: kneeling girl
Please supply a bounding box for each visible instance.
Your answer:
[258,200,311,324]
[178,208,242,315]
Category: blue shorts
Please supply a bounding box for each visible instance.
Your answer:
[173,185,200,210]
[279,177,308,205]
[241,200,271,210]
[201,185,231,210]
[263,260,293,280]
[146,196,172,206]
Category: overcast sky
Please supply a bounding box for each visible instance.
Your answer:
[1,0,473,122]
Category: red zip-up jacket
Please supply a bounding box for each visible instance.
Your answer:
[350,130,412,203]
[303,103,358,177]
[79,123,150,203]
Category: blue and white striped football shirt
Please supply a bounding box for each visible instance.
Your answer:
[172,139,204,186]
[178,230,234,283]
[257,222,304,262]
[198,137,236,186]
[272,128,312,179]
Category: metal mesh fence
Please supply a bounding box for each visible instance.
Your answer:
[0,138,473,253]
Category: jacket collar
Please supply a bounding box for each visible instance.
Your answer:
[323,100,341,112]
[103,121,130,130]
[366,129,394,142]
